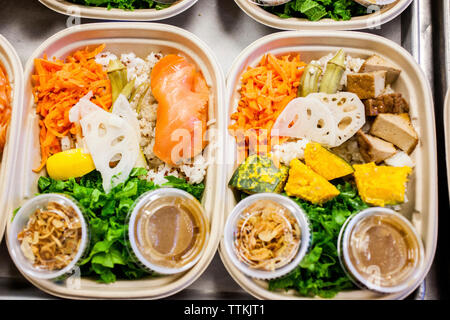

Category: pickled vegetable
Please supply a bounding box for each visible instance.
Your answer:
[298,63,322,97]
[304,142,354,180]
[284,159,340,204]
[120,79,135,101]
[107,59,128,103]
[229,154,289,194]
[319,49,346,94]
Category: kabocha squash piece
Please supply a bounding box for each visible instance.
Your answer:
[304,142,354,180]
[229,154,289,194]
[353,162,412,207]
[284,159,340,205]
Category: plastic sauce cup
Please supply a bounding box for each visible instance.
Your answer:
[8,193,89,280]
[127,188,209,275]
[337,207,425,294]
[223,193,311,280]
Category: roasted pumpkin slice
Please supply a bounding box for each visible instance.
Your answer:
[285,158,340,204]
[304,142,354,180]
[353,162,412,207]
[229,154,289,194]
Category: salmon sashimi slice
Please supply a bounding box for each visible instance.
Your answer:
[0,63,12,152]
[151,54,209,166]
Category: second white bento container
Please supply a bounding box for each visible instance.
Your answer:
[234,0,413,31]
[220,30,437,300]
[39,0,198,21]
[3,22,226,299]
[0,34,24,245]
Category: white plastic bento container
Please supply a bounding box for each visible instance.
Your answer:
[39,0,198,21]
[0,35,24,245]
[3,22,226,299]
[220,31,438,300]
[234,0,412,31]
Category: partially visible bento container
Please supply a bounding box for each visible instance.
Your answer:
[444,90,450,200]
[127,188,210,275]
[220,31,437,300]
[234,0,412,31]
[3,22,226,299]
[223,193,310,280]
[39,0,198,21]
[0,35,24,245]
[337,207,425,294]
[8,194,90,280]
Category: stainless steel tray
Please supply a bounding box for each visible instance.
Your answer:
[0,0,437,299]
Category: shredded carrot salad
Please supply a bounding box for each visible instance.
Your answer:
[0,62,12,152]
[32,44,111,172]
[229,53,306,158]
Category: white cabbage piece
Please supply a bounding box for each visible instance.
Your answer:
[80,109,139,194]
[271,97,337,147]
[309,92,366,146]
[384,151,415,168]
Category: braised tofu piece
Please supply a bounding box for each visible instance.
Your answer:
[360,54,401,84]
[346,71,387,100]
[363,93,410,116]
[370,113,419,154]
[357,131,397,163]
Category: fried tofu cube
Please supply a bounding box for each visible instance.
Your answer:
[357,131,397,164]
[346,71,387,100]
[363,93,410,116]
[360,54,401,85]
[370,113,419,154]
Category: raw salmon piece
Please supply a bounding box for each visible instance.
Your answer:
[151,54,209,165]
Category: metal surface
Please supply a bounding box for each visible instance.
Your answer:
[0,0,438,299]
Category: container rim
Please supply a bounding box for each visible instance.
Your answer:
[444,90,450,201]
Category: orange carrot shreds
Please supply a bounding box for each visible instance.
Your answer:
[32,44,111,172]
[0,62,12,153]
[229,53,306,156]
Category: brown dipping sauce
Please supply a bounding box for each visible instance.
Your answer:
[347,214,422,289]
[134,195,208,270]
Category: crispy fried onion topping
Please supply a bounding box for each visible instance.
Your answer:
[234,200,301,272]
[17,201,82,271]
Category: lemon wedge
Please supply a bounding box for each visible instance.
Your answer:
[46,148,96,180]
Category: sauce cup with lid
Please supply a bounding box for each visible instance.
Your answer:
[7,193,89,280]
[223,193,311,280]
[127,188,210,275]
[337,207,425,294]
